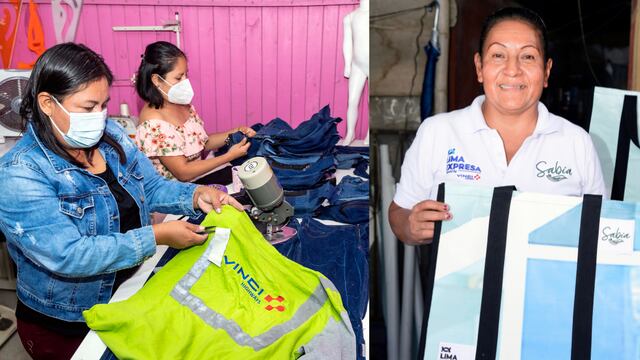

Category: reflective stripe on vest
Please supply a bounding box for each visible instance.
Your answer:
[170,236,338,351]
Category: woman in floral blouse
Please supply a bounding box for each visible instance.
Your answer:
[135,41,255,181]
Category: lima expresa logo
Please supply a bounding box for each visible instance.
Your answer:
[446,148,481,181]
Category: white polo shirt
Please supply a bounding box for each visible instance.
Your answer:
[393,96,606,209]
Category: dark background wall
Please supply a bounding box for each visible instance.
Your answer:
[449,0,631,130]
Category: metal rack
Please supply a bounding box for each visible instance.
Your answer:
[112,12,182,49]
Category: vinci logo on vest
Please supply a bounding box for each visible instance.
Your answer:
[223,256,288,313]
[223,255,265,304]
[264,294,286,312]
[446,148,482,181]
[438,342,475,360]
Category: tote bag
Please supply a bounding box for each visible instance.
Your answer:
[419,183,640,359]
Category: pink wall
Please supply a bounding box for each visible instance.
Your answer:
[2,0,368,139]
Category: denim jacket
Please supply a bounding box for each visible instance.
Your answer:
[0,120,200,322]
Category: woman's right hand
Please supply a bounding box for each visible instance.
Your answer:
[404,200,452,245]
[153,221,208,249]
[227,137,251,159]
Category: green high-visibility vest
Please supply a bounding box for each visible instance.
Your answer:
[84,207,355,359]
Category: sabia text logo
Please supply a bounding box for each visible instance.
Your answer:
[446,148,481,181]
[536,161,572,182]
[601,226,630,245]
[223,255,264,304]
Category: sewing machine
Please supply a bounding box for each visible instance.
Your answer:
[236,157,297,244]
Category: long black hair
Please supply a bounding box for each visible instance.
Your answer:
[20,42,125,168]
[135,41,187,109]
[478,7,549,62]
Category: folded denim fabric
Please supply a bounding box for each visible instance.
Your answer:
[334,145,369,155]
[284,182,335,215]
[274,217,369,360]
[218,106,341,167]
[328,175,369,204]
[353,159,369,179]
[315,200,369,224]
[334,146,369,170]
[268,153,322,166]
[336,153,364,169]
[269,155,336,190]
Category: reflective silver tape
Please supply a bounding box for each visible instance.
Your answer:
[170,239,331,351]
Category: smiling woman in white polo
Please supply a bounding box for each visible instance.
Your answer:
[389,7,605,246]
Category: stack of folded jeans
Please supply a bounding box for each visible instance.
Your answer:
[283,181,334,215]
[255,105,339,191]
[268,152,335,190]
[315,175,369,224]
[334,145,369,179]
[274,217,369,360]
[218,106,340,193]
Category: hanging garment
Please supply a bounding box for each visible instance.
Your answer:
[420,183,640,360]
[589,86,640,201]
[83,207,355,359]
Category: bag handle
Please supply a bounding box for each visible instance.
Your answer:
[571,194,603,360]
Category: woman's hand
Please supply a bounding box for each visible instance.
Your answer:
[227,138,251,159]
[405,200,452,245]
[237,126,256,138]
[389,200,452,245]
[193,185,243,214]
[153,221,208,249]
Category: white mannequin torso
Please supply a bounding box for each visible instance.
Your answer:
[342,0,369,145]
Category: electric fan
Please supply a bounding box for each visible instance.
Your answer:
[0,70,30,143]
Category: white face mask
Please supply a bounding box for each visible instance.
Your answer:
[158,76,194,105]
[49,96,107,148]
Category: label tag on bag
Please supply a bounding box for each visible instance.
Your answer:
[208,227,231,266]
[598,218,635,255]
[438,342,475,360]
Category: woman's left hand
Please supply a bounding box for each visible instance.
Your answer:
[193,186,244,214]
[238,126,256,138]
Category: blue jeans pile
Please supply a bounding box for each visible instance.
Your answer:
[335,145,369,178]
[274,217,369,360]
[268,153,335,190]
[218,106,340,192]
[283,182,334,215]
[315,175,369,224]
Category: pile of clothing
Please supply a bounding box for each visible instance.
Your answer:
[220,105,340,190]
[315,175,369,224]
[334,145,369,179]
[219,107,370,359]
[220,106,369,218]
[274,217,369,360]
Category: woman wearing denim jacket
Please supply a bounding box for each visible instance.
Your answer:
[0,43,242,360]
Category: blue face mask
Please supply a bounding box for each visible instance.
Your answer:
[49,96,107,148]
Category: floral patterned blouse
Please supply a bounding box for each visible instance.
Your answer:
[135,107,209,179]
